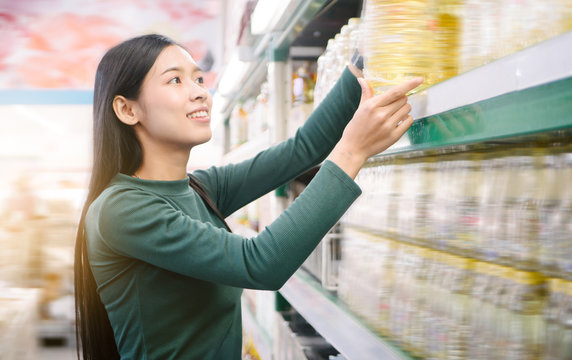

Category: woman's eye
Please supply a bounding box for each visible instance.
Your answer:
[195,76,204,85]
[168,77,181,84]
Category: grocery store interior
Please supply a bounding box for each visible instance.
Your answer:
[1,0,571,359]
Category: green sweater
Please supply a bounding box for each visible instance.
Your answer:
[86,68,362,359]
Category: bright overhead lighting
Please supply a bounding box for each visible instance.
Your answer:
[216,53,251,96]
[250,0,300,35]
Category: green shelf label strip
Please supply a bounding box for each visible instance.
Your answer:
[382,75,572,157]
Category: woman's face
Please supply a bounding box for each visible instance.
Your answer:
[133,45,213,150]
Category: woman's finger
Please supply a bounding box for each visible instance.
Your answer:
[378,95,408,119]
[373,77,423,107]
[388,102,412,128]
[392,115,414,138]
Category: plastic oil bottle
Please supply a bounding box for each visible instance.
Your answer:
[543,278,566,360]
[386,158,403,238]
[445,255,475,360]
[413,157,437,244]
[455,152,483,258]
[433,0,462,82]
[425,252,453,360]
[506,270,546,360]
[362,0,436,94]
[490,265,515,359]
[409,247,432,357]
[468,262,497,360]
[560,280,572,359]
[556,151,572,279]
[536,147,562,276]
[434,156,456,251]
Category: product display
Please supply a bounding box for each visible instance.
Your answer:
[344,144,572,275]
[222,1,572,359]
[358,0,572,93]
[314,18,360,108]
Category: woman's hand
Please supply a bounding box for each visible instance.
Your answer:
[327,77,423,179]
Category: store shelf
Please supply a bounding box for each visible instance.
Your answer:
[242,297,273,360]
[382,31,572,156]
[218,0,330,118]
[279,271,413,360]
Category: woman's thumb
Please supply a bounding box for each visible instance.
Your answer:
[357,77,373,102]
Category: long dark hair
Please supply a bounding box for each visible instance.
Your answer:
[74,34,177,360]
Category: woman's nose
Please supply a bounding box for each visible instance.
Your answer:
[189,82,209,101]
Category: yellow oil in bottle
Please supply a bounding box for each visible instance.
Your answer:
[434,0,462,82]
[506,270,546,360]
[362,0,437,94]
[445,255,475,360]
[543,278,566,360]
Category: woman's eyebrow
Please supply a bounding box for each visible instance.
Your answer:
[161,65,201,75]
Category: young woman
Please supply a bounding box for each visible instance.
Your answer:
[74,34,422,359]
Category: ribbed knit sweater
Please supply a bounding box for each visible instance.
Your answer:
[86,67,362,359]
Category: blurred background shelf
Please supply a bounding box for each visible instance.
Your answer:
[242,297,274,360]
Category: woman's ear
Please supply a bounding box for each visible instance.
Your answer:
[113,95,139,126]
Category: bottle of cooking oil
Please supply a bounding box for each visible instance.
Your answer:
[386,158,403,238]
[459,0,483,73]
[556,151,572,279]
[313,54,326,108]
[503,151,540,269]
[413,157,437,244]
[444,155,463,253]
[421,249,440,358]
[409,246,431,357]
[434,156,456,251]
[560,280,572,359]
[445,255,475,360]
[425,251,452,360]
[560,0,572,34]
[479,152,505,262]
[362,0,436,94]
[433,0,462,82]
[468,262,490,359]
[398,160,413,240]
[536,147,562,276]
[292,61,315,104]
[490,265,515,359]
[376,237,397,337]
[506,269,546,360]
[543,278,566,360]
[455,152,483,258]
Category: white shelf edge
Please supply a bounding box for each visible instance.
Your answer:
[409,31,572,121]
[279,272,408,360]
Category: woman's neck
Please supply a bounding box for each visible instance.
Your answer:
[135,144,191,181]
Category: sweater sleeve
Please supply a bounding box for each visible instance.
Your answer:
[91,161,361,291]
[193,67,361,217]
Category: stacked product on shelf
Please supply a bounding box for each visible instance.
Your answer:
[289,61,317,138]
[344,144,572,273]
[228,81,271,150]
[225,0,572,358]
[360,0,572,94]
[302,2,572,357]
[314,18,360,108]
[338,142,572,359]
[337,227,567,359]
